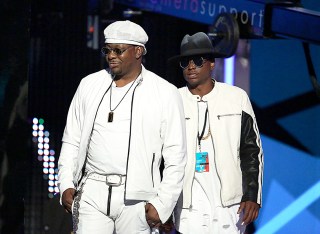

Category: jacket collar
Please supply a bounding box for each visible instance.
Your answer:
[184,79,218,102]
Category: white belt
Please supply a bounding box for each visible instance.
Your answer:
[87,173,126,186]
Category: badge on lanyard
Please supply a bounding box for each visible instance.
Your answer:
[195,152,209,172]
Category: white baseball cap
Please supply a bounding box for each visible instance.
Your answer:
[104,20,148,55]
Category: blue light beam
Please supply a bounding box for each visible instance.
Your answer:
[256,181,320,234]
[224,55,235,85]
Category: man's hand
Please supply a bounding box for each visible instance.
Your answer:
[62,188,76,213]
[159,215,174,234]
[238,201,260,225]
[145,203,161,228]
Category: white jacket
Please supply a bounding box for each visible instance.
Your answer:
[177,81,263,209]
[58,65,187,222]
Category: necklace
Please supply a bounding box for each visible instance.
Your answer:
[108,79,136,122]
[201,128,211,140]
[197,105,211,152]
[199,80,214,140]
[198,107,211,142]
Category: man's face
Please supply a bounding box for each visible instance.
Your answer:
[181,56,215,88]
[102,43,137,76]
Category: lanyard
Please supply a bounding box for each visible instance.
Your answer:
[197,107,208,152]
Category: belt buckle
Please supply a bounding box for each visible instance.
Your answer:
[106,174,122,186]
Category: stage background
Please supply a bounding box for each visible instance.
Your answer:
[0,0,319,233]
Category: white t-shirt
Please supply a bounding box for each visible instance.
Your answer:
[193,95,222,210]
[86,79,137,174]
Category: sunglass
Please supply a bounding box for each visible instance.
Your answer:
[101,46,133,56]
[179,57,207,69]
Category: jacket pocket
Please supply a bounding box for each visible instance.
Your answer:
[217,113,241,119]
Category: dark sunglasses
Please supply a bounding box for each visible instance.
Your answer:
[101,46,133,56]
[179,56,207,69]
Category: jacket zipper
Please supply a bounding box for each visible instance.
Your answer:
[211,131,223,205]
[151,153,155,187]
[213,111,235,205]
[209,110,223,206]
[78,79,113,186]
[124,77,143,199]
[190,103,200,210]
[217,113,241,119]
[189,138,197,211]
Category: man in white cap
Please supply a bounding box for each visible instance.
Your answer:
[58,20,187,234]
[168,32,263,233]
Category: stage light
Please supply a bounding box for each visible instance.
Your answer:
[49,168,55,175]
[33,118,38,124]
[224,55,235,85]
[48,180,54,186]
[32,117,60,197]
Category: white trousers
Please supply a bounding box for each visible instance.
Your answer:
[71,176,158,234]
[175,181,246,234]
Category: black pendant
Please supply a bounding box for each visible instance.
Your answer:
[108,112,114,122]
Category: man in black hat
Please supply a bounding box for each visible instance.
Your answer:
[169,32,264,234]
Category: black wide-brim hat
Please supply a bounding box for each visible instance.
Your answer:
[168,32,224,63]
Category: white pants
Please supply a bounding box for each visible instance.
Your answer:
[175,181,246,234]
[71,175,157,234]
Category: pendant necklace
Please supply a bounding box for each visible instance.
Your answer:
[108,79,136,122]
